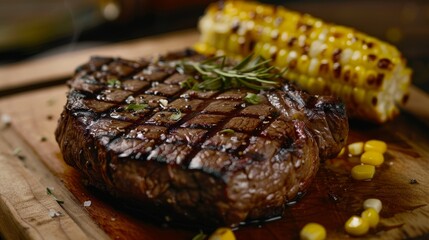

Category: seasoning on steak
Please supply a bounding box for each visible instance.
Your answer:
[55,49,348,227]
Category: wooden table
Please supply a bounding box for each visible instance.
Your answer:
[0,30,428,240]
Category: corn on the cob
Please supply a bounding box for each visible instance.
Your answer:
[195,1,412,123]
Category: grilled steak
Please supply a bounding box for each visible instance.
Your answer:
[55,49,348,227]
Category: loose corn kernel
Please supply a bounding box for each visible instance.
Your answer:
[300,223,327,240]
[363,198,382,213]
[361,208,380,228]
[348,142,364,156]
[351,164,375,180]
[209,228,236,240]
[364,140,387,153]
[345,216,369,236]
[360,151,384,166]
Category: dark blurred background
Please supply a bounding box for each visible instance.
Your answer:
[1,0,428,92]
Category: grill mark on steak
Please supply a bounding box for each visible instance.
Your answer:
[55,49,348,227]
[179,96,250,169]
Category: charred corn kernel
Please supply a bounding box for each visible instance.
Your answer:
[361,208,380,228]
[351,164,375,180]
[364,140,387,153]
[361,151,384,166]
[197,1,412,123]
[348,142,364,156]
[363,198,382,213]
[345,216,369,236]
[208,228,236,240]
[300,223,327,240]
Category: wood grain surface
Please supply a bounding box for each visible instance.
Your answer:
[0,31,428,240]
[0,30,199,95]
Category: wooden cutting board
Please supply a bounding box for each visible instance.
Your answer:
[0,30,428,240]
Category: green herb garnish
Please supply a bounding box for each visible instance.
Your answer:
[170,110,182,121]
[177,54,286,91]
[107,78,121,88]
[46,187,64,205]
[192,231,207,240]
[244,92,262,105]
[219,129,235,134]
[12,147,26,161]
[125,103,148,111]
[12,147,21,156]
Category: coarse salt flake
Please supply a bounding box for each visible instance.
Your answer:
[49,209,62,218]
[1,114,11,126]
[83,200,92,207]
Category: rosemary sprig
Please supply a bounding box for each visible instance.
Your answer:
[177,54,286,91]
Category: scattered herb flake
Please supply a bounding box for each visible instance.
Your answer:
[46,187,64,205]
[107,78,121,88]
[244,92,262,105]
[125,103,148,111]
[219,129,235,134]
[13,147,26,161]
[12,147,21,156]
[47,98,56,106]
[192,231,207,240]
[170,110,182,121]
[409,179,418,184]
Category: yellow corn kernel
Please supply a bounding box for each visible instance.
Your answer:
[194,43,216,55]
[209,228,236,240]
[345,216,369,236]
[364,140,387,153]
[360,151,384,166]
[300,223,326,240]
[275,49,289,67]
[341,85,353,103]
[361,208,380,228]
[297,55,311,74]
[348,142,364,156]
[351,164,375,180]
[363,198,382,213]
[226,34,240,53]
[313,77,326,94]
